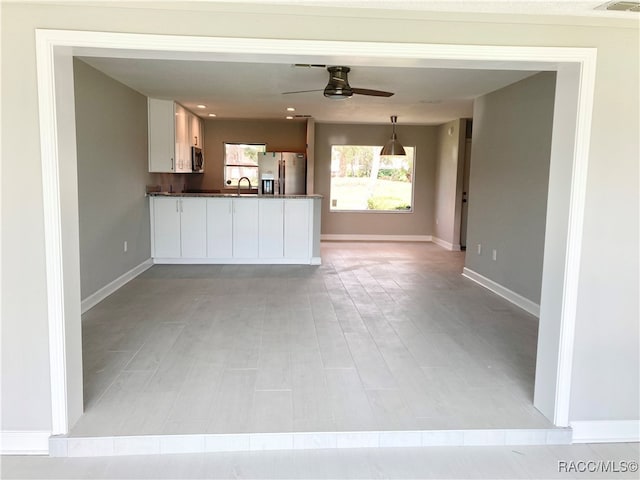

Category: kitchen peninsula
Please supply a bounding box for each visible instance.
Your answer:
[148,193,322,265]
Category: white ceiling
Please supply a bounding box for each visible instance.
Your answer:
[74,0,639,125]
[37,0,639,18]
[212,0,637,17]
[79,57,539,125]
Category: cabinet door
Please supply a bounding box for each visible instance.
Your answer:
[284,199,310,259]
[179,198,207,258]
[153,197,181,258]
[206,198,233,258]
[259,199,284,258]
[189,113,203,148]
[148,99,175,173]
[174,104,191,173]
[232,199,259,258]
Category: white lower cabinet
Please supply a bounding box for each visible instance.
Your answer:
[152,196,318,263]
[232,198,259,258]
[284,199,310,259]
[180,198,207,258]
[206,198,233,258]
[153,197,181,258]
[259,199,284,258]
[152,197,206,258]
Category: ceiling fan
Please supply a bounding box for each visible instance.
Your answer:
[283,65,394,99]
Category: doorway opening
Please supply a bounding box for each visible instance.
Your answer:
[36,31,595,435]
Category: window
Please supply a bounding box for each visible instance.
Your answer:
[330,145,415,212]
[224,143,266,187]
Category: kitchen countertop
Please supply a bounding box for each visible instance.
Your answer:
[147,192,323,199]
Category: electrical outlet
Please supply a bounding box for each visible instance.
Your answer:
[477,244,482,255]
[124,241,128,253]
[492,249,497,261]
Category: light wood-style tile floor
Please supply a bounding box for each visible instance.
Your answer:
[72,242,552,436]
[5,443,640,479]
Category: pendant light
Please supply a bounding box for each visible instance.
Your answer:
[380,115,406,156]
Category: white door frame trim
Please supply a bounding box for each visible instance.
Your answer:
[35,29,596,434]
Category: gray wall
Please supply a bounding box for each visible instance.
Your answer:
[74,59,152,300]
[464,72,556,305]
[315,122,437,236]
[433,119,466,247]
[1,2,638,433]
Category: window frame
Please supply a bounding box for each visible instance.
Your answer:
[329,144,416,214]
[223,142,266,188]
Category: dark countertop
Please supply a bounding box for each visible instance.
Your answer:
[148,192,323,199]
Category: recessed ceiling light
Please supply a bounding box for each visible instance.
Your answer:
[197,104,207,109]
[286,107,296,112]
[208,113,217,117]
[286,116,294,120]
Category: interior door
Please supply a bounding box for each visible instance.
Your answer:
[460,138,472,249]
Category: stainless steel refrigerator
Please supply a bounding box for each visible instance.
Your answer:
[258,152,306,195]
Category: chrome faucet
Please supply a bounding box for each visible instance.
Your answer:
[237,176,252,196]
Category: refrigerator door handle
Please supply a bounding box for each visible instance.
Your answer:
[280,159,285,195]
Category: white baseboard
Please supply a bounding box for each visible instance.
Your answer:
[153,257,318,265]
[432,236,462,251]
[1,430,50,455]
[462,267,540,317]
[321,234,432,242]
[81,259,153,313]
[571,420,640,443]
[49,427,571,457]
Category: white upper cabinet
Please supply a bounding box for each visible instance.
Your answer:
[174,103,191,173]
[148,98,203,173]
[189,111,203,149]
[148,98,176,173]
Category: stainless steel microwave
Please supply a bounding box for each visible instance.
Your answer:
[192,147,204,173]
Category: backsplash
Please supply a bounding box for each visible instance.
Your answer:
[147,172,189,193]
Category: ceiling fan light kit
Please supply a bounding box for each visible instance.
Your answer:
[381,115,406,156]
[324,66,353,99]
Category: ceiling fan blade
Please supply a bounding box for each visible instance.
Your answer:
[293,64,327,68]
[282,89,324,95]
[352,87,394,97]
